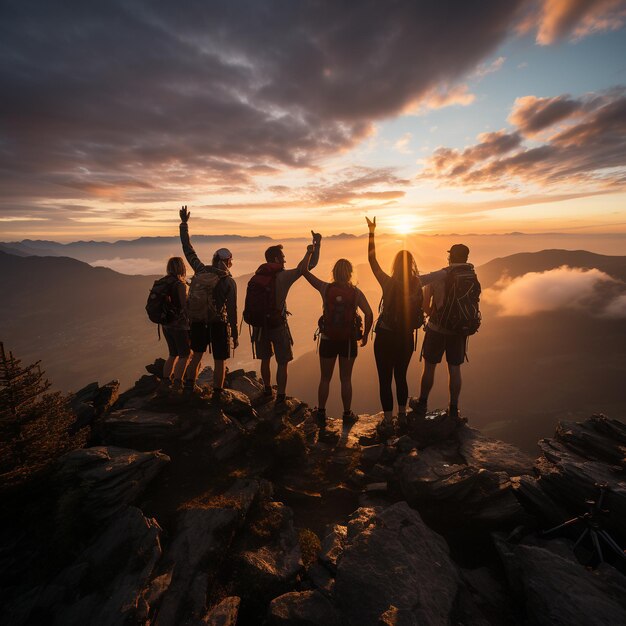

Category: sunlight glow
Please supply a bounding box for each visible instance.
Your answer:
[390,214,421,235]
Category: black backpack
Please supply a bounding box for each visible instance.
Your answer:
[431,265,481,335]
[146,276,179,326]
[380,276,424,333]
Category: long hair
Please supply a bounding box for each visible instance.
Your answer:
[331,258,354,286]
[385,250,420,324]
[166,256,186,280]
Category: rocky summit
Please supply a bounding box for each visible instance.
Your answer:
[1,363,625,625]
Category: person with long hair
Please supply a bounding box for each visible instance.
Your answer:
[158,256,190,393]
[366,216,424,437]
[301,251,373,427]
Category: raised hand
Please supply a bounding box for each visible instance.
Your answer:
[360,335,369,348]
[179,205,190,223]
[306,244,314,253]
[311,230,322,244]
[366,216,376,232]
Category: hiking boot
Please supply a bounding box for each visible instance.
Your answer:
[211,387,227,404]
[274,395,289,413]
[313,408,327,429]
[257,386,274,405]
[376,418,395,441]
[411,397,428,416]
[171,379,184,393]
[155,379,172,397]
[183,382,205,396]
[397,412,409,434]
[342,410,358,424]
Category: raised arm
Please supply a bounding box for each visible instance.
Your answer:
[366,216,388,286]
[306,230,321,271]
[357,289,374,347]
[178,205,206,273]
[298,246,326,292]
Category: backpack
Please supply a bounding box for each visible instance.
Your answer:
[431,265,481,335]
[380,276,424,333]
[318,284,363,342]
[243,263,284,328]
[146,276,179,325]
[187,271,223,323]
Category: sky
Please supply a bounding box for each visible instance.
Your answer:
[1,0,626,241]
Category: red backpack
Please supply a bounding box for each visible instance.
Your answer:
[319,284,363,341]
[243,263,284,328]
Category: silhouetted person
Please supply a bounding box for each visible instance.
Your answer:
[417,243,481,418]
[366,216,426,436]
[156,256,190,393]
[244,231,321,411]
[179,206,238,398]
[302,253,373,426]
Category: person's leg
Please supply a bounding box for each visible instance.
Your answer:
[318,356,336,409]
[394,335,414,414]
[184,352,203,382]
[419,361,436,401]
[213,359,226,389]
[186,322,208,386]
[260,358,272,388]
[172,328,191,383]
[276,362,288,396]
[374,331,394,421]
[338,355,356,412]
[172,356,189,381]
[448,364,462,406]
[163,356,177,380]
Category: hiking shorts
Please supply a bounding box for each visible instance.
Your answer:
[422,328,466,366]
[190,320,230,360]
[319,337,358,360]
[162,326,190,358]
[252,324,293,364]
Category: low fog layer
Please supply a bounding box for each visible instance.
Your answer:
[484,265,626,317]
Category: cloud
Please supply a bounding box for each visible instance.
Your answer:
[473,56,506,78]
[0,0,526,210]
[420,88,626,191]
[484,265,626,316]
[535,0,626,45]
[91,257,166,275]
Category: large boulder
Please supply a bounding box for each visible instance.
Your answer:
[456,426,535,476]
[18,507,162,626]
[56,446,169,521]
[102,409,181,449]
[334,502,460,625]
[237,502,304,599]
[201,596,240,625]
[269,590,342,626]
[495,537,626,626]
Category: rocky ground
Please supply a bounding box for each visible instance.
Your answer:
[1,363,625,625]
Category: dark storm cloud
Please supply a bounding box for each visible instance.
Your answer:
[420,89,626,191]
[0,0,526,206]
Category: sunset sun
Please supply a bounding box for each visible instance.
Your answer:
[391,214,421,235]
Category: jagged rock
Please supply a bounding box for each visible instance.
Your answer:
[406,407,462,447]
[56,446,169,521]
[237,502,304,598]
[512,475,571,526]
[496,538,626,626]
[335,502,460,625]
[460,567,515,624]
[102,408,181,449]
[115,374,160,409]
[205,413,245,461]
[555,415,626,467]
[201,596,240,625]
[307,562,335,597]
[21,507,162,626]
[269,590,342,626]
[360,444,384,466]
[146,358,165,377]
[318,524,347,573]
[215,388,255,420]
[227,374,264,403]
[71,380,120,429]
[367,463,394,482]
[397,449,523,524]
[153,508,240,626]
[456,426,535,476]
[394,434,418,453]
[535,438,626,532]
[274,422,307,460]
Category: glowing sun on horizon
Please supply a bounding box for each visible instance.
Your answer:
[391,214,421,235]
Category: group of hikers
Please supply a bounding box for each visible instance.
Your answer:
[147,206,481,438]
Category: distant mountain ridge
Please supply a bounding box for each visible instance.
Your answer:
[478,249,626,287]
